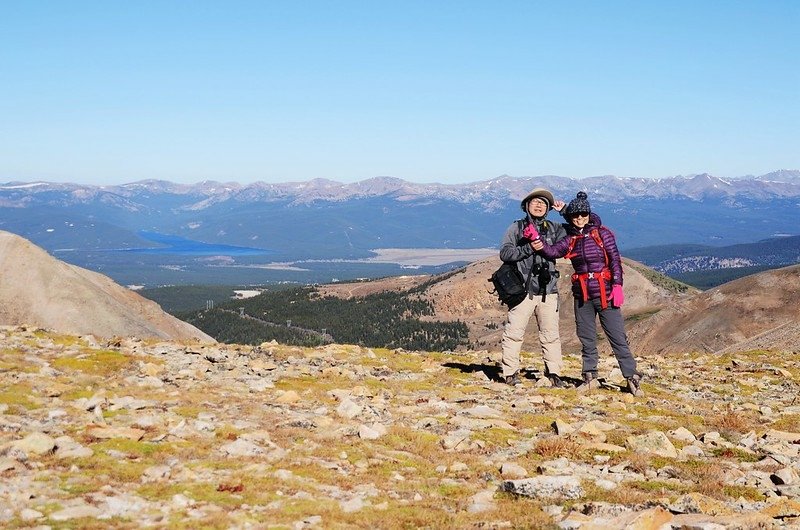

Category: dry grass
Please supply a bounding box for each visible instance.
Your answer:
[0,382,40,410]
[705,408,760,436]
[668,460,734,500]
[623,452,651,475]
[710,447,763,463]
[51,349,137,376]
[770,414,800,432]
[531,437,584,460]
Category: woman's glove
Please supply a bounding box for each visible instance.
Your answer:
[522,224,540,241]
[611,284,624,307]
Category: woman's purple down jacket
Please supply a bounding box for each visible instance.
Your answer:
[537,213,623,301]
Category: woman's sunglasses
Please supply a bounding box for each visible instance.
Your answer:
[570,212,590,219]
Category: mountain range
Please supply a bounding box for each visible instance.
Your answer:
[1,171,799,286]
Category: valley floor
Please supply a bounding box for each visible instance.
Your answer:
[2,327,800,528]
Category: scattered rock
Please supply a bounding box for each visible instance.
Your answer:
[501,476,583,500]
[1,327,799,527]
[336,399,363,419]
[85,426,146,441]
[626,431,678,458]
[220,439,265,457]
[499,462,528,480]
[11,432,56,455]
[50,504,102,521]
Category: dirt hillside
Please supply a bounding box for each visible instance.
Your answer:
[0,230,213,341]
[627,263,800,354]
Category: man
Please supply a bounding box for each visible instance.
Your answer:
[498,188,568,387]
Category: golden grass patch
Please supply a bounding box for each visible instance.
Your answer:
[173,405,204,418]
[165,511,233,530]
[722,484,765,501]
[214,424,242,441]
[667,460,757,500]
[472,426,520,448]
[380,427,442,461]
[58,387,97,401]
[0,348,40,373]
[71,456,150,484]
[514,413,559,433]
[47,333,89,348]
[93,438,177,458]
[710,447,762,463]
[626,479,691,496]
[44,516,139,530]
[0,383,40,410]
[770,414,800,432]
[274,374,355,401]
[51,349,136,376]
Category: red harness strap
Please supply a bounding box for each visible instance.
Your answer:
[571,269,612,308]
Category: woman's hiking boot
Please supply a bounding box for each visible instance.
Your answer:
[576,372,598,393]
[504,372,521,386]
[626,374,644,397]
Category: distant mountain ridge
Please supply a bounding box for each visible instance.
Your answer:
[2,171,799,287]
[3,170,800,209]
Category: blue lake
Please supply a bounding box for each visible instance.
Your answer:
[123,232,272,256]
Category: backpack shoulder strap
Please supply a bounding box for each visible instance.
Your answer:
[590,227,610,268]
[564,235,579,259]
[564,227,610,263]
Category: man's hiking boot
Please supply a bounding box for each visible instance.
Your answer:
[576,372,598,394]
[548,374,566,388]
[626,374,644,397]
[504,372,521,386]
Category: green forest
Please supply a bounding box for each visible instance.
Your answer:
[178,285,470,351]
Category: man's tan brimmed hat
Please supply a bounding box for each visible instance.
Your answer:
[520,187,555,211]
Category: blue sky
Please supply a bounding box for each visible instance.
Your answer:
[1,1,797,185]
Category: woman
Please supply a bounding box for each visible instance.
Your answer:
[525,192,643,397]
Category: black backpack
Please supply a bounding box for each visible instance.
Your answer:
[489,261,532,309]
[489,219,535,308]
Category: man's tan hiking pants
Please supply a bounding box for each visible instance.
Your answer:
[501,293,562,378]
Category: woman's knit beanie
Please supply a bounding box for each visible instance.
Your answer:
[565,191,591,216]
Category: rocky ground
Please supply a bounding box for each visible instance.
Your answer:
[3,327,800,529]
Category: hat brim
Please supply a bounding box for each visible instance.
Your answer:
[521,188,555,209]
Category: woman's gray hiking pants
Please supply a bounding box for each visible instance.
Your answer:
[574,297,637,379]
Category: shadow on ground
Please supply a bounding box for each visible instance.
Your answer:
[443,362,588,389]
